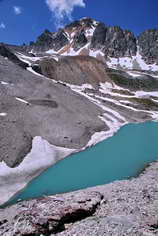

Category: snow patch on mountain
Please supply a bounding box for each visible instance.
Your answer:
[107,54,158,72]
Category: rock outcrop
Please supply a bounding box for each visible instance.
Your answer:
[138,29,158,65]
[40,55,111,86]
[91,23,107,49]
[0,43,28,69]
[91,24,136,57]
[73,30,88,51]
[103,27,137,57]
[35,29,69,51]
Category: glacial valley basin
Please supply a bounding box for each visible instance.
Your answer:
[5,121,158,205]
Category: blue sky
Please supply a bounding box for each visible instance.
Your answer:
[0,0,157,45]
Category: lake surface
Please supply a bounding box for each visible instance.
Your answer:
[7,121,158,205]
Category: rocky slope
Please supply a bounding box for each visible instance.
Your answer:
[1,161,158,236]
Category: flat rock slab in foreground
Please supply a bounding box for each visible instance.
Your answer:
[1,161,158,236]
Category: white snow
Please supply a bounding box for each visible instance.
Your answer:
[16,52,42,66]
[16,97,29,104]
[0,136,75,205]
[28,49,34,54]
[89,49,104,58]
[64,31,70,39]
[107,57,133,70]
[93,20,99,26]
[70,31,76,38]
[135,91,158,98]
[64,81,128,148]
[63,83,94,93]
[27,67,43,76]
[99,82,113,94]
[46,48,58,54]
[133,46,158,72]
[61,42,90,57]
[120,100,133,104]
[86,114,126,148]
[0,113,7,116]
[0,81,9,85]
[85,27,95,38]
[151,113,158,120]
[86,131,108,147]
[106,47,158,72]
[64,47,77,56]
[126,71,142,77]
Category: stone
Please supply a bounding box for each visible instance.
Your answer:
[73,30,88,51]
[91,23,107,49]
[138,29,158,64]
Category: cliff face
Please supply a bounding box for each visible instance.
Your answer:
[138,29,158,65]
[91,24,137,57]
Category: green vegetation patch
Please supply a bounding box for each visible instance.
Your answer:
[112,88,134,96]
[129,97,158,110]
[107,70,158,92]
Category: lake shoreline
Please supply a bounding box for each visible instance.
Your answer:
[0,119,125,207]
[1,159,158,235]
[3,121,158,208]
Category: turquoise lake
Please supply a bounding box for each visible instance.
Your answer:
[6,121,158,205]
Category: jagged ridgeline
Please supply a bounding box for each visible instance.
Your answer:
[4,17,157,69]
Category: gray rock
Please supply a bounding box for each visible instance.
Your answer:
[103,26,136,57]
[138,29,158,64]
[91,23,107,49]
[0,43,28,69]
[0,55,107,167]
[91,24,137,58]
[73,30,88,51]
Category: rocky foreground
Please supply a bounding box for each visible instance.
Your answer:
[1,161,158,236]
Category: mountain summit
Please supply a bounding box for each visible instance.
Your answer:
[6,17,158,72]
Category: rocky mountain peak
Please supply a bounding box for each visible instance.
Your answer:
[5,17,158,72]
[65,17,98,29]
